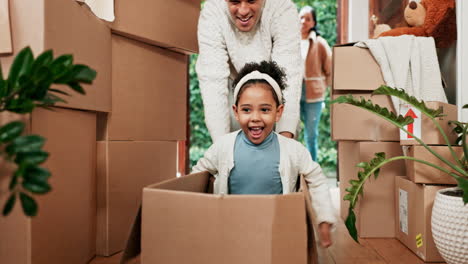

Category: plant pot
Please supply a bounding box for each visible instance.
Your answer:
[431,187,468,264]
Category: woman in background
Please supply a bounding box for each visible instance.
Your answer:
[299,6,332,161]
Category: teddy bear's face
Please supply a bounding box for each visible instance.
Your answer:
[404,1,426,27]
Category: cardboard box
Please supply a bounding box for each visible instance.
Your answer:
[339,141,406,238]
[395,177,451,262]
[0,0,111,112]
[400,102,458,145]
[98,34,187,141]
[332,43,385,91]
[0,0,13,54]
[331,93,400,141]
[407,145,462,184]
[0,107,96,264]
[120,172,320,264]
[111,0,199,54]
[96,140,178,256]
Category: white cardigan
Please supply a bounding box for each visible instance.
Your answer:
[192,131,336,225]
[196,0,302,142]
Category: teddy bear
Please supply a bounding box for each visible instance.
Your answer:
[378,0,457,48]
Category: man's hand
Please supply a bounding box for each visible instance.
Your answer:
[279,131,294,138]
[318,222,333,248]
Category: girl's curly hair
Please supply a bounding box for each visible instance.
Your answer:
[232,60,287,106]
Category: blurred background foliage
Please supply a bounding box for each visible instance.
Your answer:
[189,0,337,174]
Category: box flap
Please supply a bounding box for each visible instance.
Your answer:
[299,175,319,264]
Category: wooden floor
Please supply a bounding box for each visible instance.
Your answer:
[89,187,444,264]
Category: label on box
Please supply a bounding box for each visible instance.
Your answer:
[416,233,423,248]
[399,189,408,235]
[399,104,421,140]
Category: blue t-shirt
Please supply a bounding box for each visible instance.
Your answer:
[228,131,282,194]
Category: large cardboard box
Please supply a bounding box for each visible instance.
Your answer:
[112,0,199,54]
[407,145,462,184]
[331,93,400,141]
[120,172,320,264]
[0,0,13,54]
[98,35,187,141]
[400,102,458,145]
[0,107,96,264]
[0,0,111,112]
[332,43,385,91]
[96,140,177,256]
[339,141,406,238]
[395,177,451,262]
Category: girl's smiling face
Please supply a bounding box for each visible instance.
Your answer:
[233,83,284,144]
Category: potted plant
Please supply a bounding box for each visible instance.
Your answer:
[1,46,96,217]
[332,86,467,264]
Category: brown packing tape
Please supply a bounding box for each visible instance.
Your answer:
[0,0,13,54]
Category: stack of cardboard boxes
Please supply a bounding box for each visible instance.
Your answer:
[333,43,459,262]
[0,0,199,263]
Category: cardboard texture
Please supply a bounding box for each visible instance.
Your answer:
[339,141,406,238]
[0,107,97,264]
[395,177,450,262]
[331,93,399,141]
[112,0,199,54]
[332,43,385,91]
[400,102,458,145]
[99,34,187,141]
[121,172,319,264]
[0,0,13,54]
[407,145,462,184]
[96,140,178,256]
[0,0,111,112]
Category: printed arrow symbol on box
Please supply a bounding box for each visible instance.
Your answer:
[404,108,418,138]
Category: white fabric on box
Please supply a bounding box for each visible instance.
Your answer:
[356,36,447,115]
[77,0,114,22]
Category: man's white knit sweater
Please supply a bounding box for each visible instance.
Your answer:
[196,0,302,142]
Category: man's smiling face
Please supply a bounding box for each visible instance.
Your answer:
[226,0,264,32]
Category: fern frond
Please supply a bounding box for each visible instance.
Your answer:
[332,95,413,128]
[372,85,443,118]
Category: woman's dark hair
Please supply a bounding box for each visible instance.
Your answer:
[232,61,287,106]
[301,5,321,36]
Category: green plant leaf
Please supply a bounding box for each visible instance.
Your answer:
[463,104,468,109]
[70,64,96,84]
[345,208,358,242]
[37,93,67,107]
[6,135,46,154]
[5,98,35,113]
[372,86,444,118]
[19,192,37,217]
[23,166,51,183]
[9,171,20,191]
[8,47,34,88]
[30,50,53,76]
[0,121,25,143]
[48,88,70,96]
[0,79,6,98]
[331,95,413,128]
[454,176,468,204]
[15,151,49,165]
[68,82,85,94]
[2,193,16,216]
[22,180,51,194]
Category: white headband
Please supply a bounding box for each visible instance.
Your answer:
[233,71,283,103]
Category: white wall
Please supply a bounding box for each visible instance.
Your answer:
[348,0,369,42]
[457,0,468,122]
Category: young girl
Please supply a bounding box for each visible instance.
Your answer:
[192,61,335,247]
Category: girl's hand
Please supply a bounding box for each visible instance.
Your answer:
[279,131,294,138]
[318,222,333,248]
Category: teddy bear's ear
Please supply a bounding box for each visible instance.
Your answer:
[421,0,457,48]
